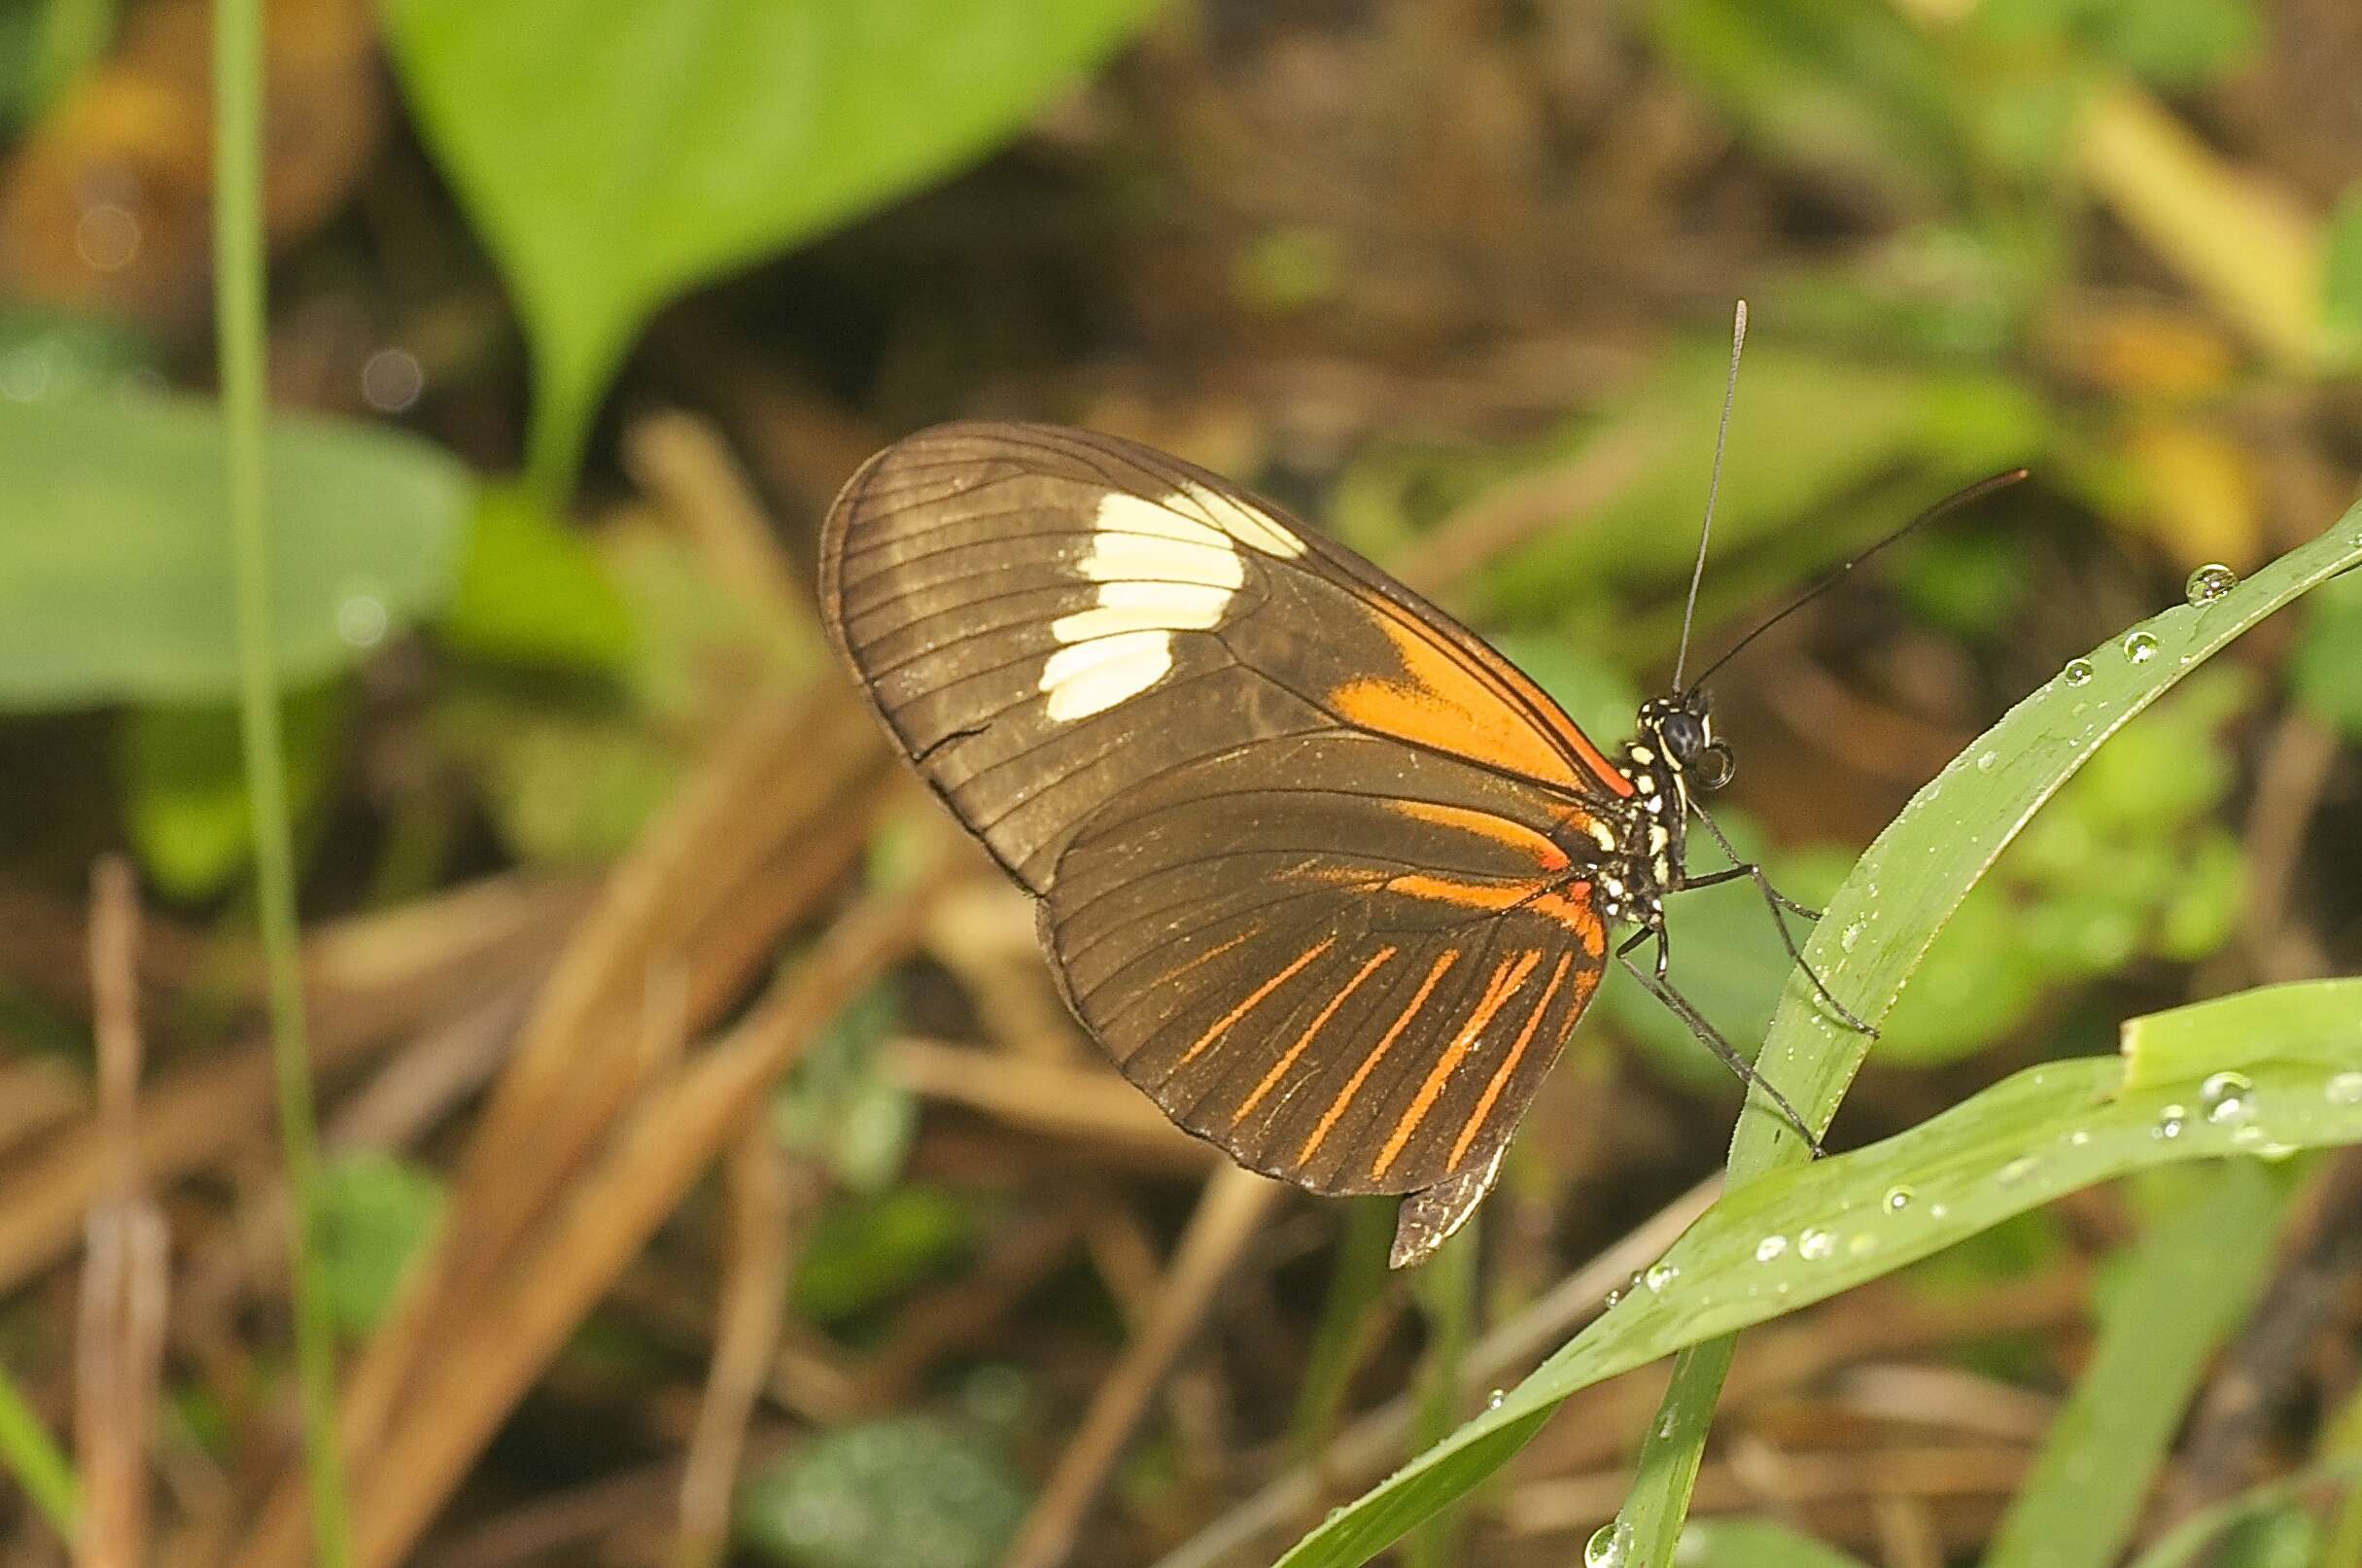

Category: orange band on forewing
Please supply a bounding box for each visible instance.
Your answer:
[1332,610,1631,796]
[1372,949,1540,1180]
[1297,949,1458,1167]
[1173,937,1334,1072]
[1447,951,1572,1171]
[1387,799,1570,870]
[1233,946,1397,1126]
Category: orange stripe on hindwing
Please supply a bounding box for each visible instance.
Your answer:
[1233,946,1398,1126]
[1372,949,1541,1180]
[1171,937,1334,1073]
[1447,952,1578,1171]
[1297,950,1458,1167]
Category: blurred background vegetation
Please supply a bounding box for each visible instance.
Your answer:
[1,0,2359,1564]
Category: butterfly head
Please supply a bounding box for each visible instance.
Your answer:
[1635,689,1734,794]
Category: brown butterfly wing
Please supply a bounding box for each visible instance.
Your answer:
[821,422,1631,1262]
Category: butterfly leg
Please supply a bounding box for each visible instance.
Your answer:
[1676,807,1877,1040]
[1615,929,1825,1156]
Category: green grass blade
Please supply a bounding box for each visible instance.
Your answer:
[1273,498,2362,1568]
[1981,1160,2295,1568]
[0,1361,78,1539]
[213,0,352,1560]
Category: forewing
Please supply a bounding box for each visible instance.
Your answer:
[1039,732,1609,1202]
[820,422,1628,893]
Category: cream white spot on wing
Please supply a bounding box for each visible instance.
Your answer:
[1040,629,1174,720]
[1587,821,1618,853]
[1172,479,1307,559]
[1079,493,1245,587]
[1051,578,1231,643]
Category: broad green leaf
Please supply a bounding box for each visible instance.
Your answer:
[379,0,1165,498]
[1981,1161,2292,1568]
[1270,499,2362,1568]
[0,396,471,711]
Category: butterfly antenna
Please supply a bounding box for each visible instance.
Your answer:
[1670,301,1749,693]
[1684,466,2031,698]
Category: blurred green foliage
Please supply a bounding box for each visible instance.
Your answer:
[378,0,1167,498]
[736,1415,1029,1568]
[0,396,470,710]
[772,979,918,1195]
[122,682,346,899]
[313,1152,446,1338]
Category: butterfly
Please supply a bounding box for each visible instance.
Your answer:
[820,419,1870,1267]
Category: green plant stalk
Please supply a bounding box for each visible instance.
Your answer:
[213,3,353,1563]
[0,1362,79,1539]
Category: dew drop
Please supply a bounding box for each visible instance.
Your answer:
[2062,658,2094,686]
[1645,1262,1681,1293]
[1485,1388,1506,1410]
[1997,1155,2039,1186]
[1975,749,1996,772]
[1754,1235,1788,1263]
[2153,1103,2188,1140]
[2328,1071,2362,1106]
[1883,1184,1915,1213]
[2184,563,2238,605]
[2201,1070,2253,1125]
[2067,1129,2093,1147]
[1798,1227,1835,1261]
[1839,921,1865,953]
[2122,630,2160,664]
[1584,1519,1635,1568]
[1928,1202,1948,1220]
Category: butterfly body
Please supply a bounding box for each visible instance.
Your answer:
[822,421,1734,1265]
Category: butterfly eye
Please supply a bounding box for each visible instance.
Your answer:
[1658,711,1705,761]
[1696,742,1735,789]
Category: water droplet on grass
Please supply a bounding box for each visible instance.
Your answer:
[2201,1070,2253,1124]
[1799,1228,1835,1261]
[1754,1235,1788,1263]
[2153,1103,2188,1140]
[2185,563,2238,605]
[2328,1071,2362,1106]
[1884,1184,1915,1213]
[1645,1262,1680,1292]
[1585,1519,1634,1567]
[2123,630,2159,663]
[2062,658,2094,686]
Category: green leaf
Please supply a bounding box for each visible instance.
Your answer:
[736,1416,1027,1568]
[121,682,347,899]
[0,395,471,711]
[1981,1162,2292,1568]
[1271,499,2362,1568]
[380,0,1166,499]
